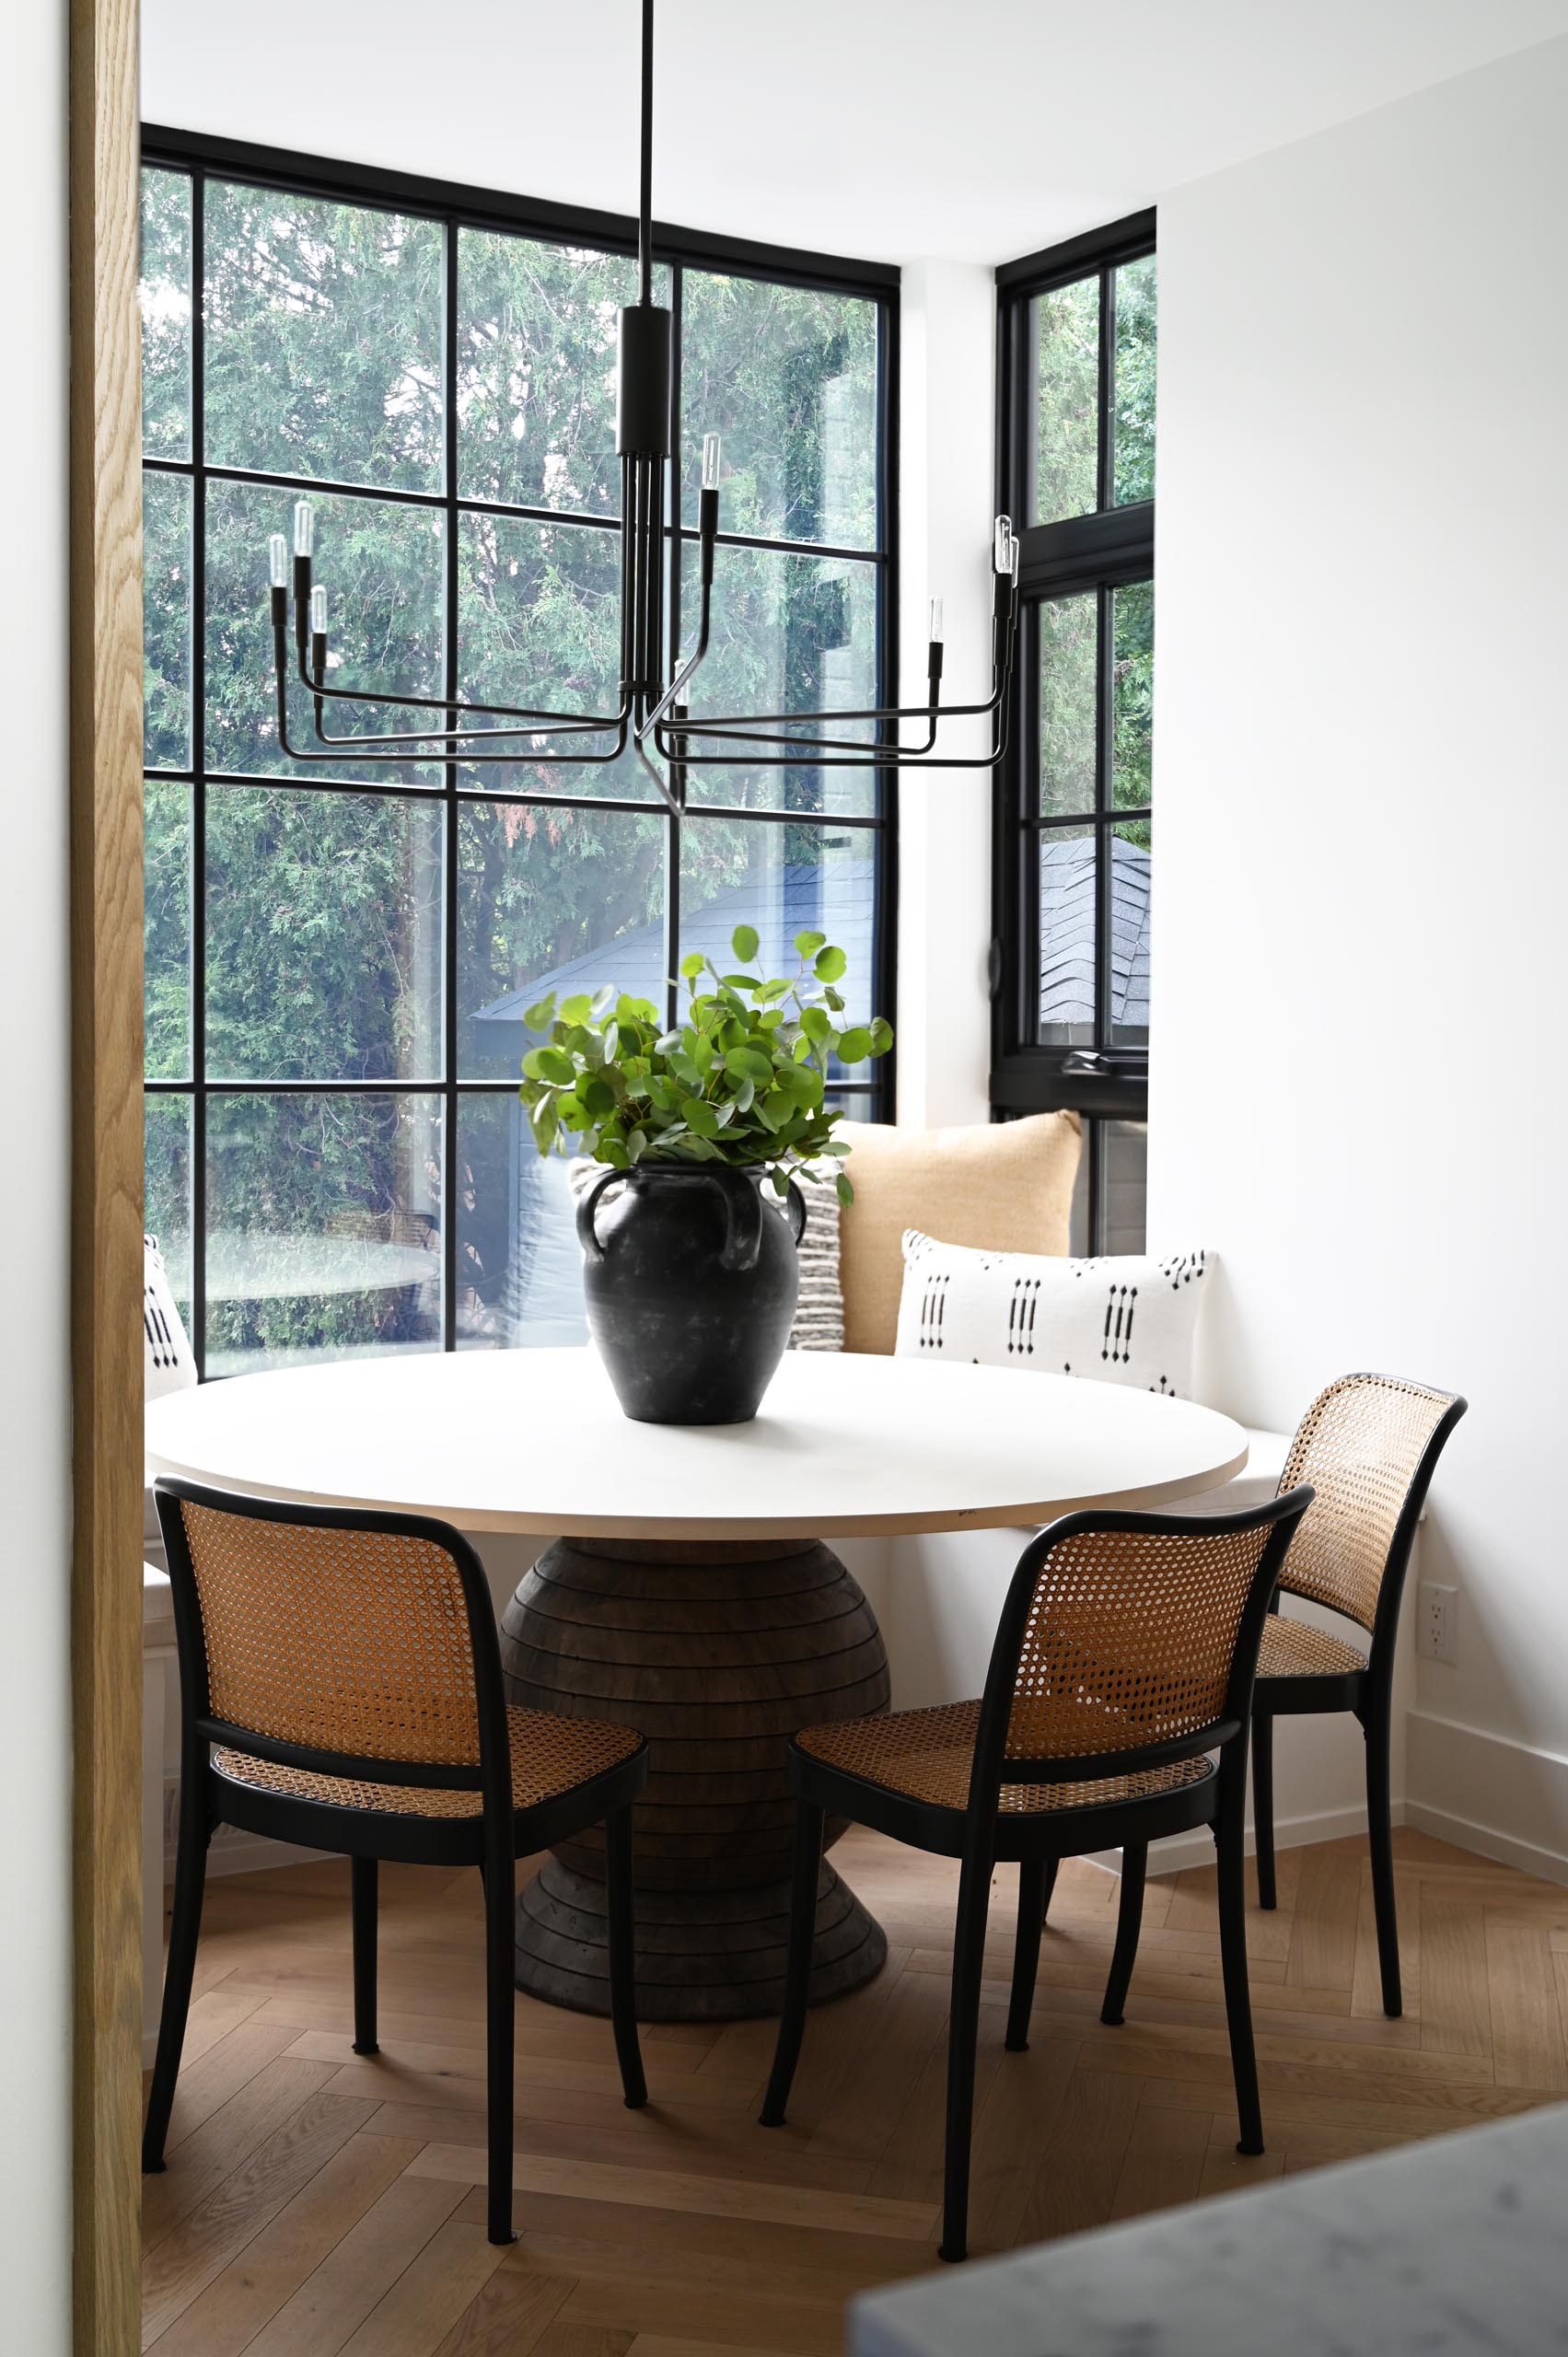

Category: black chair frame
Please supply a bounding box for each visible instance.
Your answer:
[143,1476,650,2245]
[761,1488,1314,2263]
[1252,1381,1469,2017]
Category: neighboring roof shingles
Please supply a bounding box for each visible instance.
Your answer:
[1038,833,1150,1035]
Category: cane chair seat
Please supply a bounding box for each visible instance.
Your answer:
[796,1701,1214,1816]
[214,1705,643,1820]
[1256,1616,1367,1682]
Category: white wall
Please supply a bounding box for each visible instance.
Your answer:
[1152,34,1568,1880]
[894,261,997,1130]
[0,0,75,2344]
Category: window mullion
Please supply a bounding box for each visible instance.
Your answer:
[190,164,209,1381]
[441,212,460,1353]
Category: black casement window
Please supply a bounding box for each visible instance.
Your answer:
[991,211,1155,1253]
[140,130,897,1376]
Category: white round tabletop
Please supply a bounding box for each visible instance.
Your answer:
[144,1348,1249,1541]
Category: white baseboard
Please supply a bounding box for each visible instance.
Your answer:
[1091,1795,1388,1879]
[1404,1801,1568,1888]
[162,1778,333,1881]
[1406,1711,1568,1887]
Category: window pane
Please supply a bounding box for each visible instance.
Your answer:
[680,273,878,548]
[1113,257,1156,507]
[1031,275,1098,528]
[206,786,443,1081]
[1101,1119,1147,1253]
[204,180,445,493]
[206,478,445,786]
[1112,579,1153,814]
[678,541,877,818]
[204,1091,441,1376]
[679,820,878,1067]
[1037,823,1096,1045]
[141,168,192,462]
[458,231,668,516]
[456,510,657,801]
[1038,591,1097,818]
[1110,819,1150,1047]
[144,470,192,771]
[458,802,666,1077]
[454,1093,588,1350]
[145,780,191,1082]
[145,1094,192,1334]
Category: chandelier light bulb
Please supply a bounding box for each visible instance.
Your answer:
[928,597,944,644]
[268,533,287,588]
[309,586,328,635]
[294,500,315,559]
[702,432,722,490]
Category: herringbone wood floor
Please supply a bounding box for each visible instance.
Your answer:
[140,1826,1568,2355]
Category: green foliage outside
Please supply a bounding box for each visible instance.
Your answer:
[137,166,885,1368]
[518,930,891,1203]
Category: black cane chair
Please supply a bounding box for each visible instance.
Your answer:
[144,1478,650,2245]
[761,1489,1313,2263]
[1249,1375,1467,2015]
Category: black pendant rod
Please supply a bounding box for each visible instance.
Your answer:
[638,0,655,307]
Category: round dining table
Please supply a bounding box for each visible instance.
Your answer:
[145,1346,1248,2023]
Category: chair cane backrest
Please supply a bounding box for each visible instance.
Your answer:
[975,1491,1315,1801]
[1274,1375,1466,1635]
[156,1480,505,1780]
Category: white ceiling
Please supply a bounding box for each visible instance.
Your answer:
[142,0,1568,265]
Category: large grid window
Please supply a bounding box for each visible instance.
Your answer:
[140,137,896,1376]
[992,213,1155,1253]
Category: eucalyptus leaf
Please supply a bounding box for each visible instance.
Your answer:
[813,945,847,983]
[731,923,760,962]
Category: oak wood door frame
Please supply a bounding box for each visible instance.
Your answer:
[70,0,145,2347]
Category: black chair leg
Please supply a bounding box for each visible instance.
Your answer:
[761,1802,824,2128]
[142,1775,210,2173]
[1005,1858,1049,2053]
[605,1805,647,2109]
[938,1847,993,2265]
[1252,1711,1276,1910]
[1040,1854,1058,1923]
[482,1832,518,2246]
[351,1856,378,2056]
[1364,1703,1401,2017]
[1101,1840,1147,2026]
[1215,1790,1263,2156]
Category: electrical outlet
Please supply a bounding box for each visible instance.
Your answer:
[1418,1581,1458,1664]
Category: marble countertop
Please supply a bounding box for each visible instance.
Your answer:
[851,2103,1568,2357]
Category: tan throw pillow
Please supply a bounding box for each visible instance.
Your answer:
[838,1112,1081,1354]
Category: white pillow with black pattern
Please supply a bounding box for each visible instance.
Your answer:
[145,1233,196,1403]
[894,1232,1210,1398]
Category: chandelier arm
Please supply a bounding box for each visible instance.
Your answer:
[658,643,1017,770]
[273,615,638,767]
[630,710,684,817]
[665,596,1016,737]
[287,642,632,738]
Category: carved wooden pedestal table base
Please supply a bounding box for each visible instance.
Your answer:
[500,1535,889,2020]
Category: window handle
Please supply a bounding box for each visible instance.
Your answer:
[987,938,1005,999]
[1063,1050,1109,1074]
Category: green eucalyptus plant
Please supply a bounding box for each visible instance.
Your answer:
[517,928,891,1206]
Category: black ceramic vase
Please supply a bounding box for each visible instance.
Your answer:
[575,1162,807,1425]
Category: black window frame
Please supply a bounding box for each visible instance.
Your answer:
[140,125,900,1376]
[990,209,1155,1245]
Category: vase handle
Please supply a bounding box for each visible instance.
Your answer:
[575,1167,621,1263]
[710,1168,764,1273]
[785,1178,807,1247]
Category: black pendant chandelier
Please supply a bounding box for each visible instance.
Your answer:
[267,0,1019,818]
